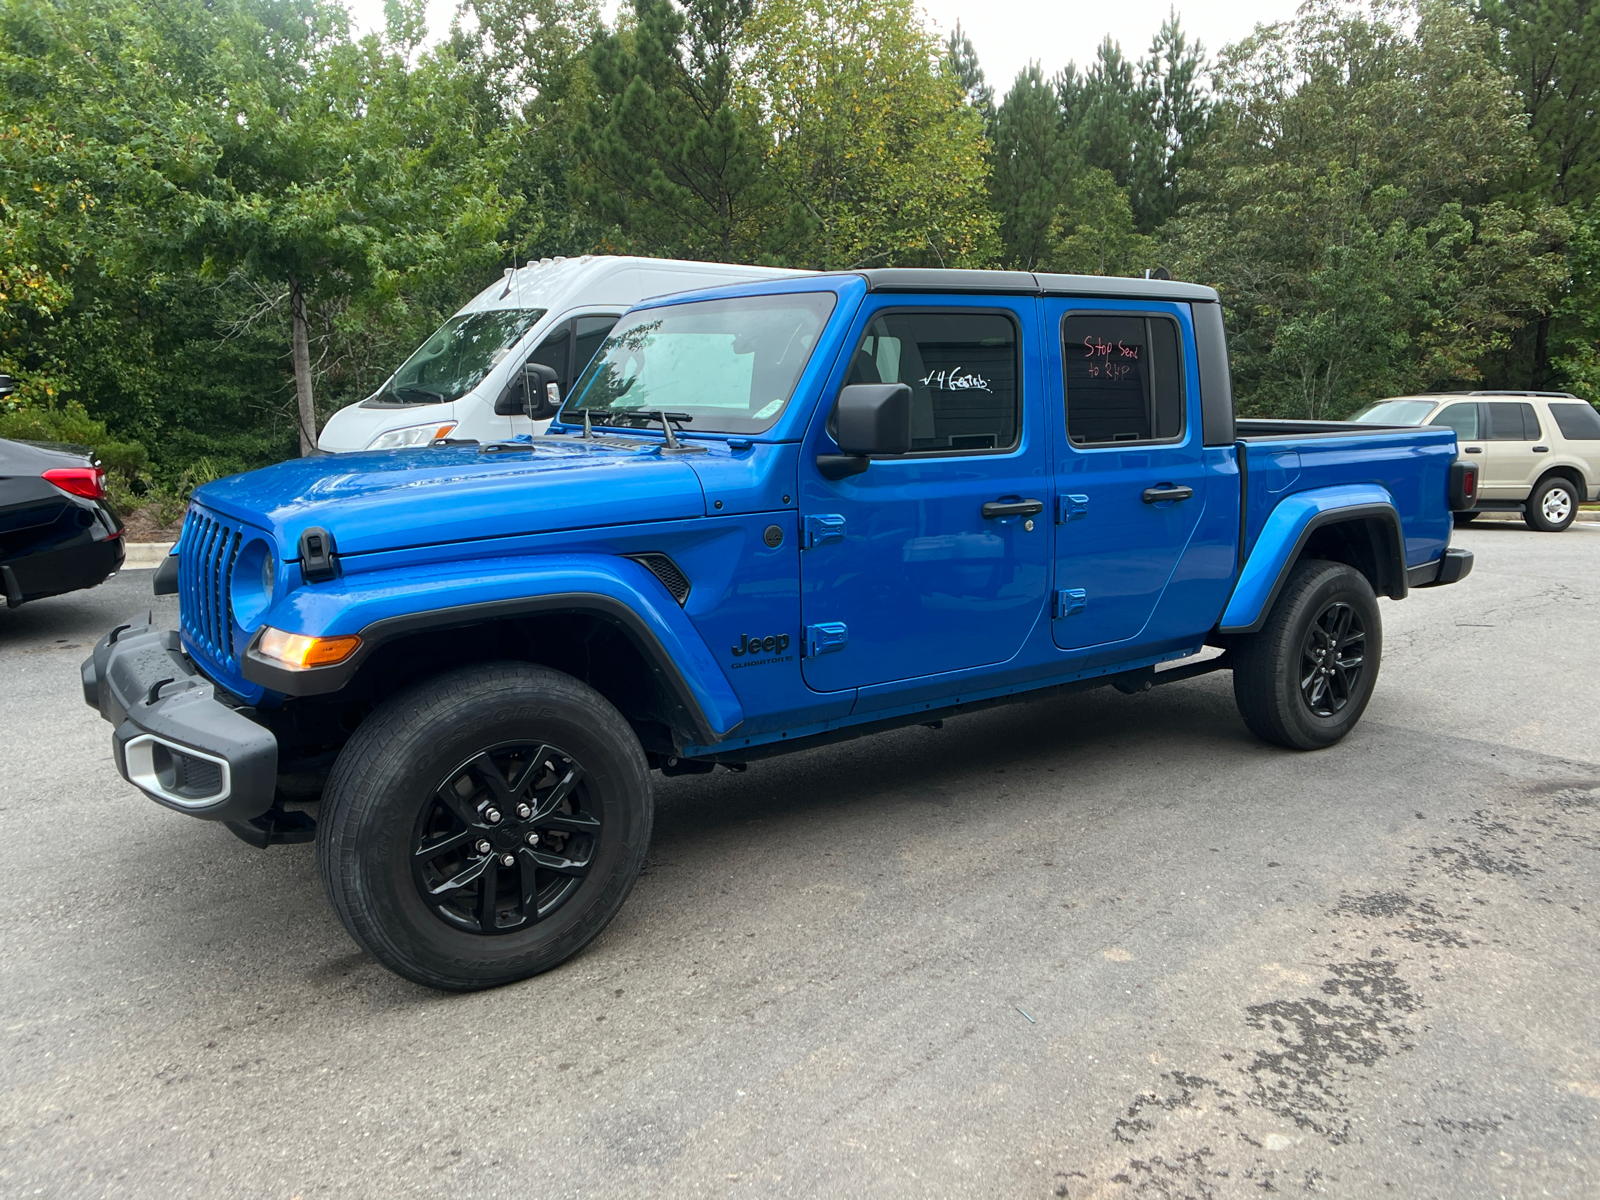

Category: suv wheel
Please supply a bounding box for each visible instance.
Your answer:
[1452,511,1477,527]
[1232,559,1382,750]
[317,662,652,991]
[1525,476,1579,532]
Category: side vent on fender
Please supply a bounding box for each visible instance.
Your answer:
[624,553,691,605]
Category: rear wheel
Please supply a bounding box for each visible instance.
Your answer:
[316,662,652,990]
[1452,511,1477,527]
[1232,559,1382,750]
[1525,476,1579,532]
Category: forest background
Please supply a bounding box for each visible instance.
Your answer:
[2,0,1598,517]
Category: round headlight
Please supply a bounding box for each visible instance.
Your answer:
[230,539,277,628]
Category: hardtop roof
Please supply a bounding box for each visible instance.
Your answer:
[858,268,1219,303]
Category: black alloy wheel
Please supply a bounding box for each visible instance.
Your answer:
[317,662,652,991]
[412,743,600,935]
[1298,601,1366,717]
[1232,558,1382,750]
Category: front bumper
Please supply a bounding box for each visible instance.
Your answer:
[82,614,278,822]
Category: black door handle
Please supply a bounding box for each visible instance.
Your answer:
[1141,484,1194,504]
[1533,445,1549,452]
[981,498,1045,519]
[1464,446,1482,453]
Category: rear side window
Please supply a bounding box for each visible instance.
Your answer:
[1062,314,1184,444]
[1431,402,1479,440]
[1550,401,1600,440]
[1485,400,1540,440]
[844,310,1019,453]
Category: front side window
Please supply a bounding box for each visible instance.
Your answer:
[566,293,835,434]
[387,309,544,404]
[1062,314,1184,444]
[842,311,1020,453]
[1431,402,1479,440]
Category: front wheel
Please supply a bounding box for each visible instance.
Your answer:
[1525,476,1579,532]
[1232,559,1382,750]
[316,662,652,990]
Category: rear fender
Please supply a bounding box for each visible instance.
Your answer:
[240,553,745,744]
[1219,484,1404,634]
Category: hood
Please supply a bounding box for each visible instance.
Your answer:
[194,437,707,557]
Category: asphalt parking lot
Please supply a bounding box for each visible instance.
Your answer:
[2,522,1597,1199]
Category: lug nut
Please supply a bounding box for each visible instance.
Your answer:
[501,853,516,867]
[485,808,502,824]
[516,803,532,819]
[475,839,492,854]
[525,832,540,847]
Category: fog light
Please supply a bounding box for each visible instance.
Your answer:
[256,627,362,669]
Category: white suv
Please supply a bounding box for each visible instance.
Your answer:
[1353,391,1600,531]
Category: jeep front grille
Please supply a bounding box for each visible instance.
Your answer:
[179,507,244,671]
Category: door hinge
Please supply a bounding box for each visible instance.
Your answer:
[1053,588,1087,619]
[803,622,848,657]
[1057,494,1089,523]
[804,513,846,549]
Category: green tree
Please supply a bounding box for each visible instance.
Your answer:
[1473,0,1600,389]
[943,21,994,128]
[990,65,1069,269]
[455,0,603,259]
[746,0,997,269]
[183,1,512,453]
[1056,15,1209,232]
[575,0,773,259]
[1165,0,1567,418]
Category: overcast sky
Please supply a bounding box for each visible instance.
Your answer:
[345,0,1304,93]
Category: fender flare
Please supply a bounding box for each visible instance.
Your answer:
[240,554,745,745]
[1219,484,1405,634]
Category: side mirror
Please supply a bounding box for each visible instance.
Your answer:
[494,362,561,418]
[818,383,912,480]
[0,374,14,399]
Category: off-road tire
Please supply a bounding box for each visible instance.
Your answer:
[316,662,652,991]
[1524,475,1580,533]
[1232,559,1382,750]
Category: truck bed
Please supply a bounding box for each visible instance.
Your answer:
[1234,418,1459,581]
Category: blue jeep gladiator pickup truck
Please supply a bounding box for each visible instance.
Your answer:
[83,269,1476,990]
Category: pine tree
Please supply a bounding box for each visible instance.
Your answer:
[574,0,772,260]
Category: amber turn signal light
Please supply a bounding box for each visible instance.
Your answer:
[256,627,362,669]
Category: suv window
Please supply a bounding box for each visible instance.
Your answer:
[1431,402,1479,440]
[844,311,1020,452]
[1550,401,1600,440]
[1486,400,1540,441]
[1062,314,1184,444]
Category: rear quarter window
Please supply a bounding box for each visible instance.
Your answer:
[1549,402,1600,440]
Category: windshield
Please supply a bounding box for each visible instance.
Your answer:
[1350,399,1439,425]
[384,309,545,404]
[563,292,836,433]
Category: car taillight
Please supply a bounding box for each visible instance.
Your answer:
[1449,460,1478,511]
[42,466,107,500]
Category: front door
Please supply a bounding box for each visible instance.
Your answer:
[1430,401,1484,474]
[1044,300,1209,650]
[798,299,1050,692]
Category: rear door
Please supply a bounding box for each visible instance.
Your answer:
[797,297,1050,691]
[1481,400,1542,498]
[1042,300,1208,650]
